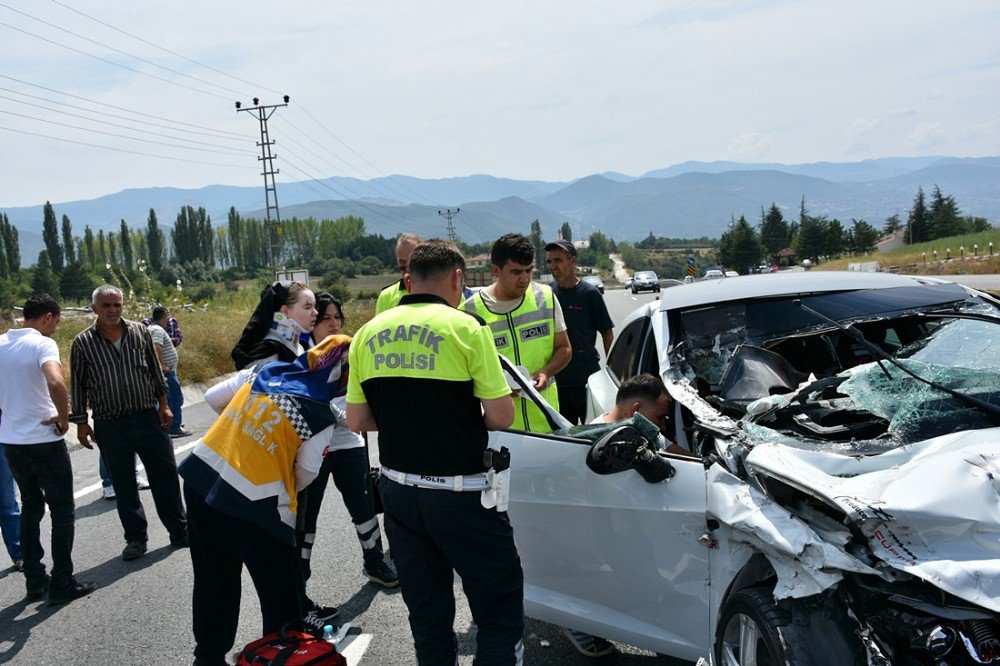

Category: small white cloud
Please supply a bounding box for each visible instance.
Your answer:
[905,122,947,150]
[891,106,916,117]
[844,117,883,153]
[724,132,772,161]
[926,87,944,100]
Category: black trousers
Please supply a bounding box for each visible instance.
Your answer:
[94,408,187,543]
[185,483,305,662]
[3,441,75,588]
[380,477,524,665]
[557,384,589,425]
[298,446,384,582]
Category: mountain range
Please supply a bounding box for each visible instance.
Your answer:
[4,156,1000,266]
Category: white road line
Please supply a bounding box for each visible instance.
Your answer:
[339,633,372,663]
[72,440,200,500]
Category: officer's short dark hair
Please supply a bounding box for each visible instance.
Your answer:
[491,233,535,269]
[151,306,169,322]
[616,373,667,407]
[22,293,61,320]
[409,239,466,281]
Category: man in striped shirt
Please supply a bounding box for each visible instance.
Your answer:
[70,284,188,562]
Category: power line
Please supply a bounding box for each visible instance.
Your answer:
[0,20,233,102]
[0,125,256,169]
[0,74,247,138]
[0,83,248,142]
[0,93,254,154]
[0,107,251,156]
[48,0,284,97]
[0,3,250,98]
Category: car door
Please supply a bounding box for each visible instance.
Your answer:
[495,430,712,661]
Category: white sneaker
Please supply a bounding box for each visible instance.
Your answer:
[136,475,150,490]
[102,486,116,500]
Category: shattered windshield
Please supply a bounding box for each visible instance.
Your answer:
[749,315,1000,453]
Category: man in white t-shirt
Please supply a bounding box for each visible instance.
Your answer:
[0,293,96,605]
[148,306,191,438]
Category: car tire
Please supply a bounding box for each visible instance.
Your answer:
[715,587,863,666]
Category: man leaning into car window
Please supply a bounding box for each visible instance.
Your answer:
[595,374,696,459]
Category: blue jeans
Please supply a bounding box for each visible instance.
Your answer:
[0,448,23,562]
[165,371,184,435]
[99,455,143,488]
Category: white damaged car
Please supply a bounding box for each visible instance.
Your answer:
[493,271,1000,665]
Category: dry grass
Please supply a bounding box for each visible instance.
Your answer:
[1,289,376,387]
[818,229,1000,274]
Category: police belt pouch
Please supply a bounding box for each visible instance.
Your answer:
[235,622,346,666]
[481,446,511,512]
[364,465,383,515]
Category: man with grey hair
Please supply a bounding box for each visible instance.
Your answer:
[375,233,423,314]
[70,284,187,561]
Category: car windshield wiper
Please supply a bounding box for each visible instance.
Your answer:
[795,300,1000,422]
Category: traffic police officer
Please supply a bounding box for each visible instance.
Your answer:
[375,233,423,314]
[347,240,523,665]
[462,233,571,432]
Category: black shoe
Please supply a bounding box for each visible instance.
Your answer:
[170,429,193,439]
[12,558,24,572]
[25,574,50,601]
[170,531,190,548]
[365,559,400,588]
[302,596,340,636]
[48,578,97,605]
[122,540,147,561]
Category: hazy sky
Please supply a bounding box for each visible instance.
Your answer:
[1,0,998,207]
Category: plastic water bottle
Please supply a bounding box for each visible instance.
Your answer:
[322,625,334,640]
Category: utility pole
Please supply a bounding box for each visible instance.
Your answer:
[438,208,460,242]
[236,95,289,269]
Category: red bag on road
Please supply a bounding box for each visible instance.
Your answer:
[235,625,346,666]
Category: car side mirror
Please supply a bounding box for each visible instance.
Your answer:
[586,426,675,483]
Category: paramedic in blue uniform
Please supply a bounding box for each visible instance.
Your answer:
[347,240,523,665]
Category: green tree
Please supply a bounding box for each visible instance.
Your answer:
[882,213,903,236]
[61,214,75,266]
[1,214,21,273]
[963,216,991,233]
[96,230,109,268]
[848,219,880,254]
[718,216,763,274]
[82,226,96,268]
[42,202,63,273]
[559,221,573,242]
[906,187,930,244]
[795,201,828,262]
[119,219,133,269]
[928,185,962,240]
[227,206,243,270]
[59,261,97,304]
[588,231,613,255]
[31,251,60,298]
[825,219,845,258]
[759,203,790,259]
[529,219,544,264]
[147,208,165,271]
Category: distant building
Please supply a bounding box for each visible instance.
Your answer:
[573,240,590,250]
[467,253,490,269]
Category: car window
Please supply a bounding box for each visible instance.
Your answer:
[636,325,659,376]
[607,317,648,383]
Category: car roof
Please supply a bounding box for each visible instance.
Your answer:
[657,271,951,311]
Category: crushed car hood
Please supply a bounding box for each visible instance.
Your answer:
[742,431,1000,612]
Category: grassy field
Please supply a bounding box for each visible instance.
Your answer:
[819,229,1000,273]
[1,287,376,387]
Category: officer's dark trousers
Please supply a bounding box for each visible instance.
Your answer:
[380,477,524,665]
[94,408,186,543]
[557,384,589,425]
[185,483,304,662]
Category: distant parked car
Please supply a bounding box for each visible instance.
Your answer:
[625,276,633,289]
[724,270,739,278]
[704,269,724,280]
[631,271,660,294]
[582,275,605,294]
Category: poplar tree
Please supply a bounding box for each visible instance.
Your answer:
[119,219,133,269]
[61,214,75,266]
[147,208,164,271]
[2,213,21,273]
[42,201,63,273]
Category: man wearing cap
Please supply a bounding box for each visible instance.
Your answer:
[462,233,571,433]
[546,239,614,425]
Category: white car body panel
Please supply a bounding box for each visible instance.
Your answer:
[497,429,713,659]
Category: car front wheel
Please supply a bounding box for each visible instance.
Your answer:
[716,587,863,666]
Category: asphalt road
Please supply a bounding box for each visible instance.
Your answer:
[0,287,682,665]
